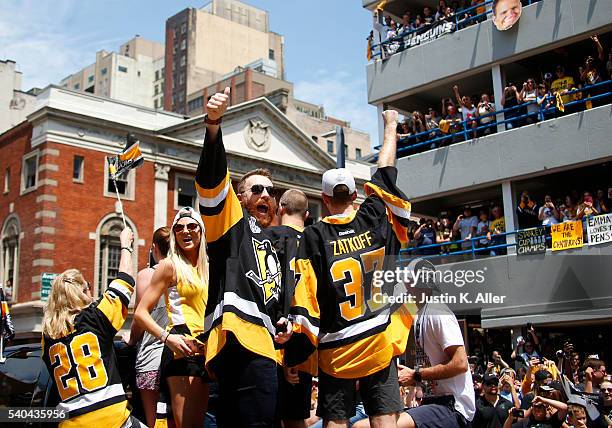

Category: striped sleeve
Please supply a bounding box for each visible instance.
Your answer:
[196,128,243,243]
[95,272,135,332]
[364,166,412,244]
[285,229,320,371]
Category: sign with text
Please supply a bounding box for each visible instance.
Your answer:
[41,273,58,302]
[517,227,547,255]
[404,21,455,49]
[587,213,612,246]
[551,221,584,251]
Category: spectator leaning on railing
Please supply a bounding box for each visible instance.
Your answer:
[501,84,522,129]
[478,94,496,135]
[520,78,539,124]
[453,206,478,250]
[454,85,479,139]
[538,195,560,226]
[576,191,599,219]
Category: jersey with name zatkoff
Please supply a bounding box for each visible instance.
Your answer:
[41,273,134,428]
[286,167,416,379]
[195,128,283,366]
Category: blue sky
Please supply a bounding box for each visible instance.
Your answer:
[0,0,378,143]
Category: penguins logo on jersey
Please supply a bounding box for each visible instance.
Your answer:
[246,238,281,304]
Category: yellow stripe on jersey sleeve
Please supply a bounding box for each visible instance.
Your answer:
[97,278,134,331]
[318,303,416,379]
[364,182,411,244]
[291,258,320,347]
[196,170,243,243]
[59,400,130,428]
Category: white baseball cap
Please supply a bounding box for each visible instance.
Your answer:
[321,168,356,197]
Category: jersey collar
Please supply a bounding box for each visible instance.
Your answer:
[322,210,357,225]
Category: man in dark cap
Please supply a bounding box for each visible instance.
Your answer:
[473,374,514,428]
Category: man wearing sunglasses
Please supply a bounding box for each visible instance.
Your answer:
[195,87,292,427]
[473,374,513,428]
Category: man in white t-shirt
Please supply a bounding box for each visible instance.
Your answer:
[398,282,476,427]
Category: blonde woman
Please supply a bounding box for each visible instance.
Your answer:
[41,228,145,428]
[134,207,209,428]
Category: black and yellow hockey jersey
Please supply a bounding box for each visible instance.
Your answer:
[41,273,134,428]
[195,128,283,366]
[285,167,417,379]
[266,224,303,319]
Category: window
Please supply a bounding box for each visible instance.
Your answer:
[269,49,275,60]
[179,74,185,85]
[356,148,362,159]
[306,201,322,226]
[137,71,141,77]
[181,39,186,50]
[155,70,160,80]
[154,99,159,109]
[327,140,334,154]
[1,216,20,303]
[344,144,349,157]
[4,168,9,193]
[101,67,108,75]
[118,65,128,73]
[74,83,80,90]
[188,96,204,112]
[104,158,135,200]
[73,155,84,182]
[181,22,187,34]
[96,218,126,297]
[154,85,159,95]
[311,136,318,142]
[176,175,197,208]
[88,75,94,83]
[21,151,38,193]
[180,55,186,67]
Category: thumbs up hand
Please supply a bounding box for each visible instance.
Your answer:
[206,87,230,122]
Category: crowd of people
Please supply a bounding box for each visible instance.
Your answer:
[301,326,612,427]
[371,0,490,57]
[405,185,611,257]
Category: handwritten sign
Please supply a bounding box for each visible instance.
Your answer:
[587,213,612,246]
[551,221,584,251]
[517,227,547,255]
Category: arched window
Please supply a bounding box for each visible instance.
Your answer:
[94,215,138,298]
[1,216,20,302]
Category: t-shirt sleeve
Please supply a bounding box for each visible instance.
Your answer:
[431,311,465,351]
[363,166,412,244]
[195,127,244,244]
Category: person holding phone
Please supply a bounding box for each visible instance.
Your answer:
[503,395,567,428]
[577,192,599,219]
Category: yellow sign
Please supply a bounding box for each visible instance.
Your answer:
[551,221,584,251]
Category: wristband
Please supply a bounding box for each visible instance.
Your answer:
[121,246,133,253]
[414,365,422,383]
[204,116,222,125]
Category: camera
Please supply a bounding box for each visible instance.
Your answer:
[556,350,564,359]
[512,409,525,418]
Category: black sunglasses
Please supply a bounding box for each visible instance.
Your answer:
[173,223,200,233]
[248,184,274,195]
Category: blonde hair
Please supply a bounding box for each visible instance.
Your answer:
[42,269,91,339]
[168,226,209,289]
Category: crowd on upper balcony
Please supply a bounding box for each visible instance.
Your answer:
[391,35,611,155]
[404,185,611,257]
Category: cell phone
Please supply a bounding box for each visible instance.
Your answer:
[512,409,524,418]
[526,322,533,330]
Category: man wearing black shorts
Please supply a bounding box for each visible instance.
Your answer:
[286,110,415,427]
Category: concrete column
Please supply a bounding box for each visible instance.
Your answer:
[491,64,506,133]
[501,180,517,255]
[377,104,384,148]
[154,163,171,230]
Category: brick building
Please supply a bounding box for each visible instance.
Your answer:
[0,86,370,340]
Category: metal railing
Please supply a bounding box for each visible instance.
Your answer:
[399,217,595,263]
[370,0,542,60]
[374,80,612,157]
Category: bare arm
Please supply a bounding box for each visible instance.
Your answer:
[134,260,173,342]
[205,87,230,142]
[422,345,469,381]
[378,110,399,168]
[118,228,134,277]
[453,85,463,106]
[128,268,155,346]
[592,35,605,62]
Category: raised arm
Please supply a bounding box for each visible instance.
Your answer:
[377,109,399,168]
[452,85,463,106]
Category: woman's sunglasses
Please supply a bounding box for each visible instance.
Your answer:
[173,223,200,233]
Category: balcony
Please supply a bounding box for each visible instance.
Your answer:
[366,0,612,104]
